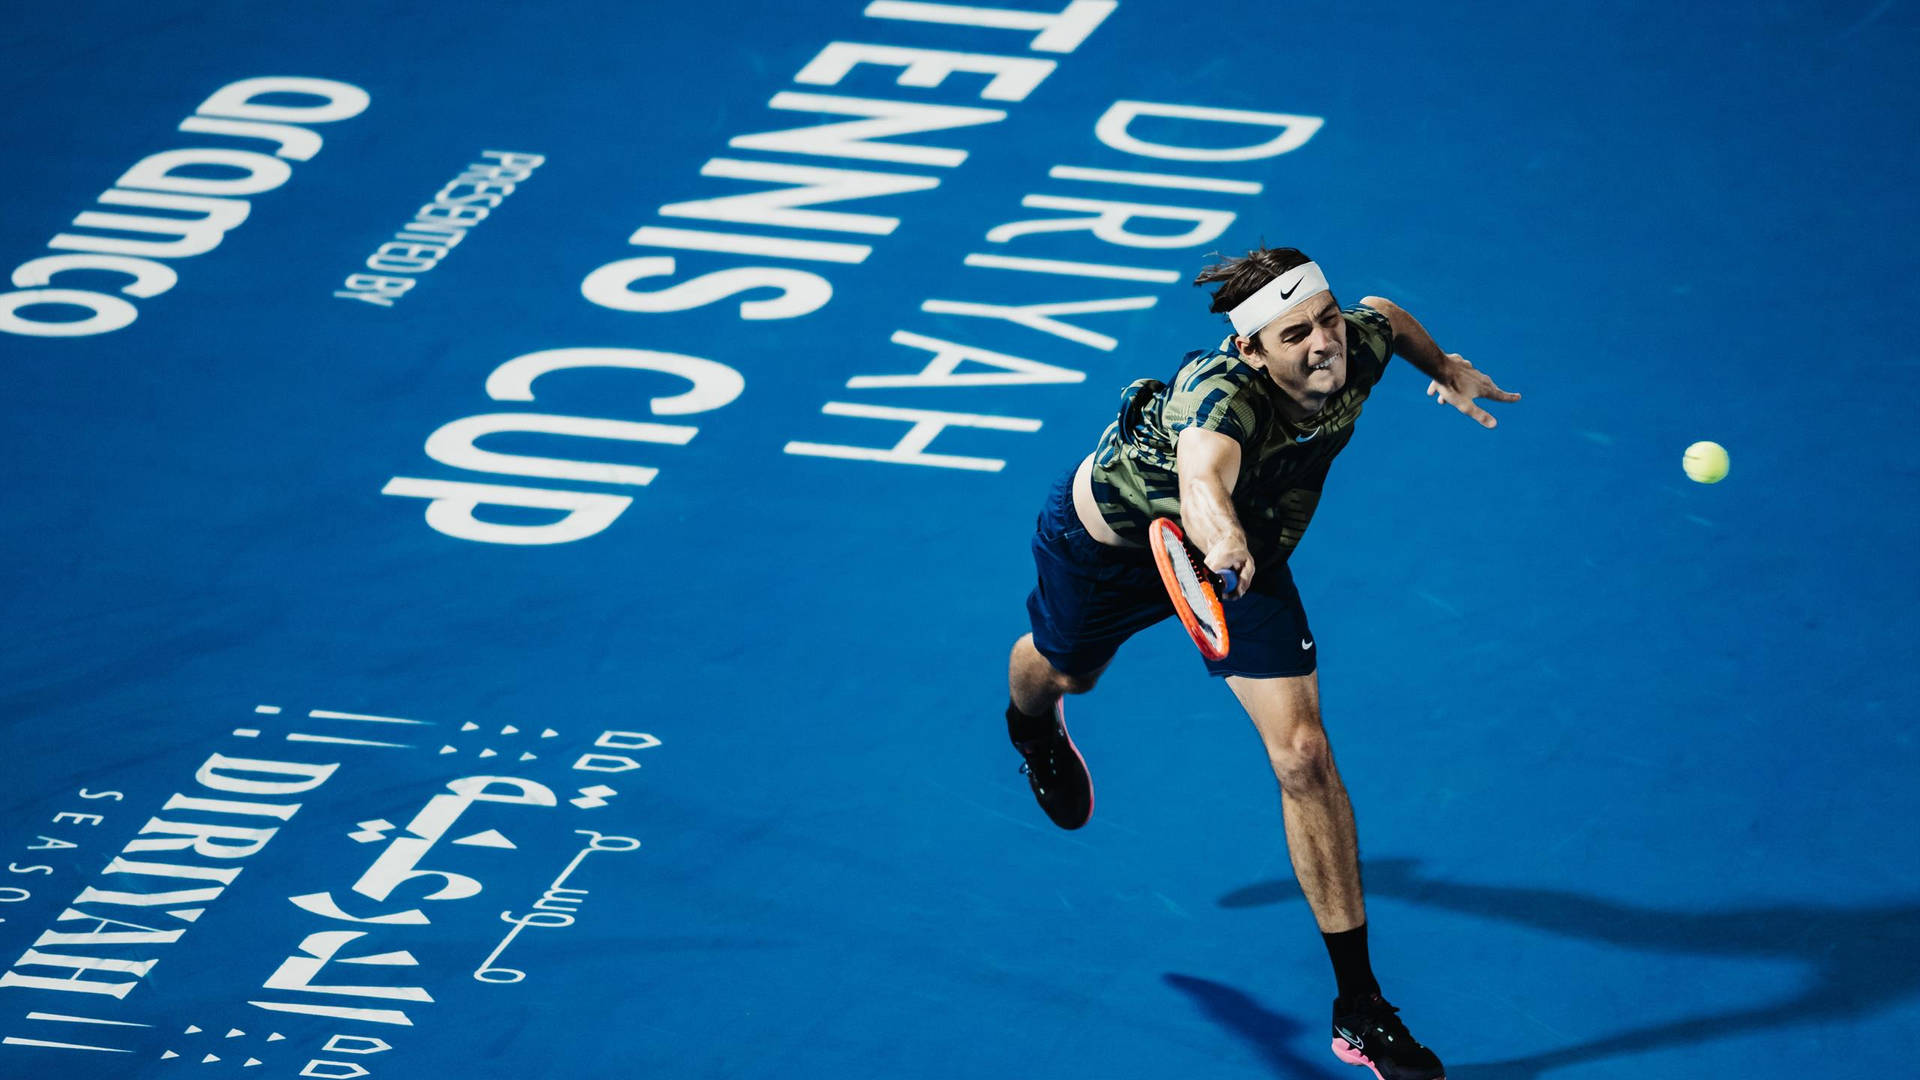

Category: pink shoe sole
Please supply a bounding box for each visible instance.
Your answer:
[1054,699,1093,827]
[1331,1037,1445,1080]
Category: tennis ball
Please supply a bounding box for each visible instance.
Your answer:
[1683,440,1729,484]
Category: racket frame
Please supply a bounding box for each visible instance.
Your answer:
[1147,516,1232,661]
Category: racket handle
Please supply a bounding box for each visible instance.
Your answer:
[1217,567,1239,597]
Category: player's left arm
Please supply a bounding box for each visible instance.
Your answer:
[1359,295,1521,429]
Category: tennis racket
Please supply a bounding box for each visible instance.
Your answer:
[1147,516,1237,661]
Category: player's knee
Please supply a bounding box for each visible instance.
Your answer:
[1268,728,1333,789]
[1054,669,1100,695]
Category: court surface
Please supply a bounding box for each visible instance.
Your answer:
[3,2,1917,1077]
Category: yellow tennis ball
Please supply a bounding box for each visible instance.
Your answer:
[1683,440,1729,484]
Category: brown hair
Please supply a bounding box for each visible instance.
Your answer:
[1192,246,1313,353]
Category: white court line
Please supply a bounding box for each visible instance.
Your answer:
[287,733,412,749]
[1049,165,1263,194]
[26,1013,153,1027]
[4,1036,130,1052]
[308,709,428,725]
[963,253,1179,283]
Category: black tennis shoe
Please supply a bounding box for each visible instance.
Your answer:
[1008,699,1092,830]
[1331,992,1445,1080]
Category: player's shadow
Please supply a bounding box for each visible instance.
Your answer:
[1214,857,1920,1077]
[1160,974,1333,1076]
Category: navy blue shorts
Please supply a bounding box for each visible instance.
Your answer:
[1024,464,1317,681]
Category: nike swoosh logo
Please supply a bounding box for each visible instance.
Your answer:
[1336,1027,1363,1050]
[1301,638,1314,650]
[1278,275,1302,300]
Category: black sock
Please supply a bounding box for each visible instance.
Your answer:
[1323,923,1381,1005]
[1006,699,1054,743]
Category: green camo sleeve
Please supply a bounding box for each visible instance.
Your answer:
[1162,356,1260,447]
[1344,304,1394,391]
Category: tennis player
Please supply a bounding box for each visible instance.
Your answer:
[1006,246,1519,1080]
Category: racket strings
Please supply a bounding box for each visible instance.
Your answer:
[1169,543,1225,647]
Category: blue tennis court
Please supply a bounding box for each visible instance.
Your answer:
[3,2,1916,1077]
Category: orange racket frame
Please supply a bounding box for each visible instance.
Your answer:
[1147,516,1231,661]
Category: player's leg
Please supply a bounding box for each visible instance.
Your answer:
[1207,561,1444,1078]
[1203,562,1364,936]
[1009,632,1102,717]
[1005,634,1108,830]
[1227,673,1445,1080]
[1009,464,1171,829]
[1225,673,1363,932]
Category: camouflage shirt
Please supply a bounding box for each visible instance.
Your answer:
[1088,304,1396,561]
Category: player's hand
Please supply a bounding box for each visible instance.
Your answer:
[1204,539,1253,599]
[1425,354,1521,429]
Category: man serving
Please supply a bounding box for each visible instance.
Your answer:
[1006,246,1519,1080]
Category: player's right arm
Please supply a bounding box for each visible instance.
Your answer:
[1175,425,1253,598]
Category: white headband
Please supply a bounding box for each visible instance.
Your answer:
[1228,261,1331,337]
